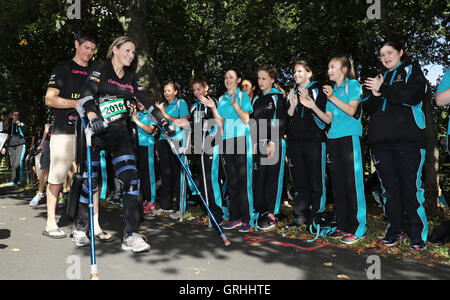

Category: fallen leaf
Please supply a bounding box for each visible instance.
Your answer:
[11,248,20,252]
[19,218,27,221]
[138,230,148,235]
[323,262,333,267]
[194,268,200,274]
[250,242,261,247]
[337,274,351,280]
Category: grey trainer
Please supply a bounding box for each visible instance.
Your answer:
[122,233,151,253]
[71,228,90,247]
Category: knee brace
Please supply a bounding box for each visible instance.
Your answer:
[79,160,100,204]
[113,154,139,198]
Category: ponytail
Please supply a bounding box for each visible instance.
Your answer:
[332,56,356,80]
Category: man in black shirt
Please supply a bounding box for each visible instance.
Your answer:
[43,34,96,239]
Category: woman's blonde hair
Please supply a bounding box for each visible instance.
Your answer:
[106,36,136,60]
[331,56,356,79]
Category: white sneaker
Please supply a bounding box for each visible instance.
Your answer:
[29,193,45,207]
[151,208,172,216]
[169,210,181,220]
[71,228,90,247]
[122,233,151,253]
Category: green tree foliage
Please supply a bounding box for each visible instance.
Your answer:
[0,0,448,212]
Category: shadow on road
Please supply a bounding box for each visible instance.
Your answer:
[1,190,449,280]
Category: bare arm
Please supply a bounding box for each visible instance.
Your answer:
[436,89,450,107]
[231,92,250,124]
[199,95,224,129]
[132,108,156,135]
[45,87,79,109]
[299,94,333,124]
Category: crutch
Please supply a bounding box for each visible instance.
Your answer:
[76,97,100,280]
[148,107,231,246]
[200,122,212,228]
[178,130,190,223]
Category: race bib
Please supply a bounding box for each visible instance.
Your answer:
[99,98,127,123]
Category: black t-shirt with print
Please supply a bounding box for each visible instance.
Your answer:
[47,59,90,134]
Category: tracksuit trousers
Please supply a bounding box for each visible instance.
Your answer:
[371,146,428,242]
[253,139,286,217]
[326,136,366,238]
[287,139,326,225]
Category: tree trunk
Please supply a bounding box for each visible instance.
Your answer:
[423,82,441,218]
[120,0,162,103]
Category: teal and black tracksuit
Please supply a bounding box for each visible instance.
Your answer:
[190,96,227,222]
[135,110,157,205]
[363,63,428,243]
[217,88,255,226]
[326,78,366,238]
[6,121,27,184]
[286,82,327,225]
[251,88,287,220]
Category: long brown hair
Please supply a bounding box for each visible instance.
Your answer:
[331,56,356,79]
[2,111,14,130]
[294,60,314,80]
[258,65,286,96]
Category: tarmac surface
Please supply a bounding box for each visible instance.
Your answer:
[0,189,449,281]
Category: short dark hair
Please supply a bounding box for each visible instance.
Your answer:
[75,33,97,46]
[381,40,404,53]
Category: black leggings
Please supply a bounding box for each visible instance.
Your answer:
[75,124,140,234]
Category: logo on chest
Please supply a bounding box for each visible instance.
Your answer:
[393,74,403,83]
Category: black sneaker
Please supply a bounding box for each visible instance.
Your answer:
[410,240,426,251]
[258,216,277,230]
[381,233,406,247]
[329,229,344,239]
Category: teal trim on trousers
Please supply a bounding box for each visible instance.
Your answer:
[273,139,286,215]
[352,136,367,238]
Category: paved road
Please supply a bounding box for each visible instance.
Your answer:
[0,189,449,281]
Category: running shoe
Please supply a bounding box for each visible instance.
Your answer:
[341,233,360,245]
[122,233,151,253]
[152,208,173,216]
[329,229,344,239]
[143,202,156,214]
[381,233,406,247]
[29,192,45,207]
[257,215,277,230]
[238,222,252,232]
[410,240,426,251]
[222,219,242,230]
[57,196,65,208]
[169,210,181,220]
[71,228,90,247]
